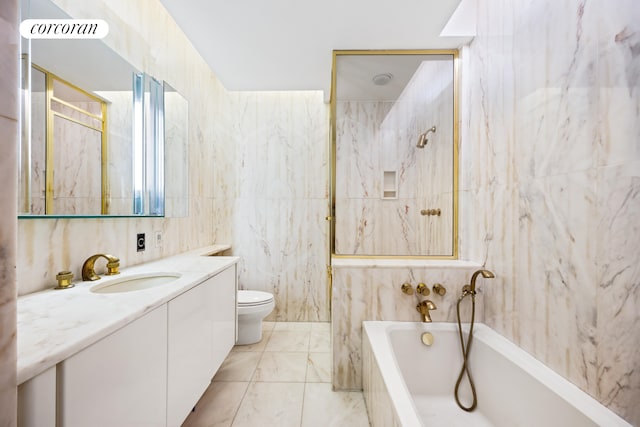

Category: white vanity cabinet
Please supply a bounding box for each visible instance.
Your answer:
[209,264,237,374]
[18,256,238,427]
[167,264,237,426]
[18,366,56,427]
[57,305,168,427]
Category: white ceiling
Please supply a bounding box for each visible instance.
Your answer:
[335,54,452,101]
[159,0,473,100]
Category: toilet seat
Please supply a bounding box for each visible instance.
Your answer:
[238,290,274,307]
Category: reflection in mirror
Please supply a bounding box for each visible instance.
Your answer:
[18,0,188,218]
[19,0,140,216]
[331,50,458,258]
[23,64,110,215]
[163,82,189,218]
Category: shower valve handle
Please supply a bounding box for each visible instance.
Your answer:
[433,283,446,296]
[416,283,430,296]
[401,283,414,295]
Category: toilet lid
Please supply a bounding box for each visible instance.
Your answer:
[238,290,274,306]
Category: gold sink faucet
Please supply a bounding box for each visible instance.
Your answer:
[416,300,437,322]
[82,254,120,281]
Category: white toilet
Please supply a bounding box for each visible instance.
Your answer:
[237,290,275,345]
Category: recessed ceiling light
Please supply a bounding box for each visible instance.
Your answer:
[372,73,393,86]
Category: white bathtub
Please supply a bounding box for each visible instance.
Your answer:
[362,321,631,427]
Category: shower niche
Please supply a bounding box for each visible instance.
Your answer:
[330,50,458,257]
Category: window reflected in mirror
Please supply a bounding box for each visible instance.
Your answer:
[20,65,107,215]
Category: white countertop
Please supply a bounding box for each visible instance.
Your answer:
[17,245,238,385]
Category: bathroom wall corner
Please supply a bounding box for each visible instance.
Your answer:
[0,0,19,423]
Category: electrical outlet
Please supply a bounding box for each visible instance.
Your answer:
[155,230,162,248]
[137,233,145,252]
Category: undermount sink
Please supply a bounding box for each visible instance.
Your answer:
[90,272,182,294]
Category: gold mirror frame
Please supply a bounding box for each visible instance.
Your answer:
[329,49,459,259]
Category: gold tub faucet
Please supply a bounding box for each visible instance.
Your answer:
[463,269,495,295]
[416,300,437,323]
[82,254,120,281]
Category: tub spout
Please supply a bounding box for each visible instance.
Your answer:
[416,300,437,322]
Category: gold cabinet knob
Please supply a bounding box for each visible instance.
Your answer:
[54,270,75,289]
[401,283,414,295]
[416,283,430,296]
[433,283,446,296]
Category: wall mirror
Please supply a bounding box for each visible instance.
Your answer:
[163,82,189,218]
[18,0,189,218]
[330,50,459,258]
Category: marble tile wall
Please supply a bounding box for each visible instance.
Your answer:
[0,0,18,423]
[335,57,455,256]
[228,91,330,322]
[462,0,640,424]
[17,0,232,296]
[331,262,482,390]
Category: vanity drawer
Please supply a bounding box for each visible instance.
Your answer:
[57,305,168,427]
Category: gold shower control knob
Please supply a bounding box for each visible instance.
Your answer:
[401,283,414,295]
[433,283,446,296]
[416,283,430,296]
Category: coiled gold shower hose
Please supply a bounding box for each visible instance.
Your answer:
[455,290,478,412]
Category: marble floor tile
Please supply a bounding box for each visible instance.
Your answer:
[233,330,273,352]
[265,330,310,352]
[309,328,331,352]
[306,352,331,383]
[213,351,262,382]
[301,383,369,427]
[311,322,331,332]
[274,321,313,331]
[231,382,305,427]
[185,322,370,427]
[182,381,248,427]
[254,352,308,382]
